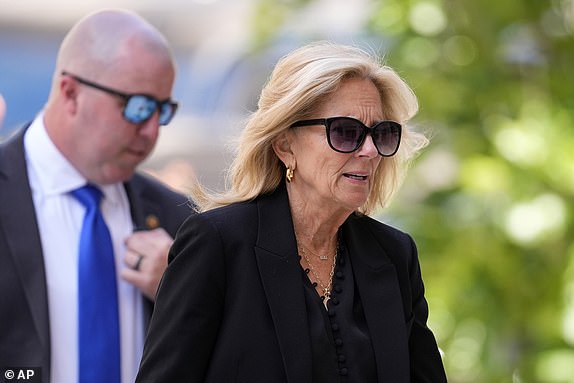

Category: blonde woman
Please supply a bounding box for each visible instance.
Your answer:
[137,41,447,383]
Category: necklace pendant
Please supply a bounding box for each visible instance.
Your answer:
[323,288,331,309]
[319,254,328,261]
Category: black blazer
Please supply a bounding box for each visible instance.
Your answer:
[136,185,447,382]
[0,127,192,382]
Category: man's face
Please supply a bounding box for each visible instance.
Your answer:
[68,50,176,184]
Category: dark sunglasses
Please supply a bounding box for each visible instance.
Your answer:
[61,71,178,126]
[291,116,401,157]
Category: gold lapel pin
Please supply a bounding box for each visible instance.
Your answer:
[145,214,160,229]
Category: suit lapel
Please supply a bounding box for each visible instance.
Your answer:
[254,186,313,383]
[123,177,163,321]
[343,217,410,382]
[0,128,51,366]
[124,177,161,231]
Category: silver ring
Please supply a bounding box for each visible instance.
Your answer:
[133,254,144,271]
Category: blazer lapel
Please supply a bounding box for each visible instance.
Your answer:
[254,186,313,383]
[0,128,51,366]
[343,217,411,382]
[123,177,166,322]
[124,177,162,231]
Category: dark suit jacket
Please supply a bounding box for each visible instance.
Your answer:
[136,185,447,383]
[0,127,192,382]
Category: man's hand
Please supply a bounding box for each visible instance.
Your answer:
[121,227,173,301]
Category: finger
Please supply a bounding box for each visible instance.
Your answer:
[125,228,172,258]
[133,254,144,271]
[120,265,159,301]
[124,249,144,270]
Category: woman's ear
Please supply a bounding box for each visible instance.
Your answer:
[272,131,294,165]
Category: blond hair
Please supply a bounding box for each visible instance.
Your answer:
[194,41,427,214]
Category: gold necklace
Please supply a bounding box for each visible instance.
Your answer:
[299,244,331,261]
[299,245,338,308]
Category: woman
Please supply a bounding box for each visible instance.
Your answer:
[136,41,447,382]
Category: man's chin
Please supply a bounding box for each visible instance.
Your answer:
[96,165,137,185]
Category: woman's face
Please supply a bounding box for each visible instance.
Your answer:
[287,77,383,214]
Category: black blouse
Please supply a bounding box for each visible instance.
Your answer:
[301,238,378,382]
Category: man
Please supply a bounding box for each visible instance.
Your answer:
[0,9,192,383]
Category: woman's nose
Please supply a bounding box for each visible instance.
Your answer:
[355,134,379,158]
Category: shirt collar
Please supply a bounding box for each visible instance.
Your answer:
[24,113,124,204]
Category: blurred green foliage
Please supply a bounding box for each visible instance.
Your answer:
[370,1,574,381]
[252,0,574,381]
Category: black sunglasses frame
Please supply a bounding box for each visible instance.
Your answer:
[61,71,178,125]
[291,117,402,157]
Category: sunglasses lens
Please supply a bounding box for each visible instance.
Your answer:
[373,121,401,156]
[328,118,365,153]
[124,95,157,124]
[158,102,177,125]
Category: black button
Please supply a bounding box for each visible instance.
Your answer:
[333,284,342,293]
[335,338,343,346]
[335,271,344,279]
[331,297,339,305]
[338,354,346,362]
[331,323,340,331]
[340,368,348,375]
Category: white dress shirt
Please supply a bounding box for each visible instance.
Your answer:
[24,114,145,383]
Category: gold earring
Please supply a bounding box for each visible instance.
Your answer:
[286,167,294,183]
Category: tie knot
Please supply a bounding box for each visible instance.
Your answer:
[71,184,103,209]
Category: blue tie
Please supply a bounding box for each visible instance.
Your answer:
[71,185,121,383]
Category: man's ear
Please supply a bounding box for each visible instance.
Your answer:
[272,131,295,166]
[60,75,79,114]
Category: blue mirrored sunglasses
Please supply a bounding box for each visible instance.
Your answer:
[61,71,178,126]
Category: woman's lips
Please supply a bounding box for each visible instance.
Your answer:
[343,173,368,181]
